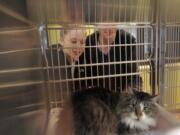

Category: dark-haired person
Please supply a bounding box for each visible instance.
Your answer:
[74,25,142,92]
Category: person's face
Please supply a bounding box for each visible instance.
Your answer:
[99,27,117,44]
[63,30,85,60]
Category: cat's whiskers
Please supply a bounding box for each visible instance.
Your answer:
[121,111,156,131]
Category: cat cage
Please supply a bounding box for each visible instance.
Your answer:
[0,0,179,135]
[39,0,180,115]
[162,0,180,117]
[41,0,157,107]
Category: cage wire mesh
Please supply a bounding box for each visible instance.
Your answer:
[40,0,155,24]
[40,0,159,109]
[160,0,180,118]
[38,0,180,120]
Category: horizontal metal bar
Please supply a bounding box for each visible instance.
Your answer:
[0,48,41,55]
[47,72,141,83]
[45,59,151,69]
[0,81,44,89]
[0,67,44,74]
[0,26,37,34]
[166,41,180,43]
[53,43,152,49]
[47,24,153,30]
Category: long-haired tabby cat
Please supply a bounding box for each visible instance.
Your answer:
[59,87,158,135]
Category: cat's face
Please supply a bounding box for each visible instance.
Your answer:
[116,91,158,131]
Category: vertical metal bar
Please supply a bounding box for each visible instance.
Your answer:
[108,28,111,90]
[125,30,128,90]
[94,0,96,23]
[150,0,159,97]
[112,0,115,22]
[93,27,99,87]
[177,26,180,109]
[57,45,64,107]
[113,29,116,92]
[124,0,127,22]
[54,0,59,107]
[87,0,93,87]
[119,29,122,92]
[118,0,121,22]
[74,0,77,23]
[54,47,58,108]
[81,0,84,24]
[138,27,141,90]
[172,26,175,109]
[84,27,88,88]
[129,0,132,23]
[158,0,166,105]
[102,28,105,88]
[71,31,76,91]
[39,22,50,113]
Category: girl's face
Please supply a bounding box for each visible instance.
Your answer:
[63,30,86,61]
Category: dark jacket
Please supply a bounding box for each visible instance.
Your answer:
[74,30,140,91]
[45,44,73,106]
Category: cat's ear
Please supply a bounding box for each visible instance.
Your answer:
[151,95,159,103]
